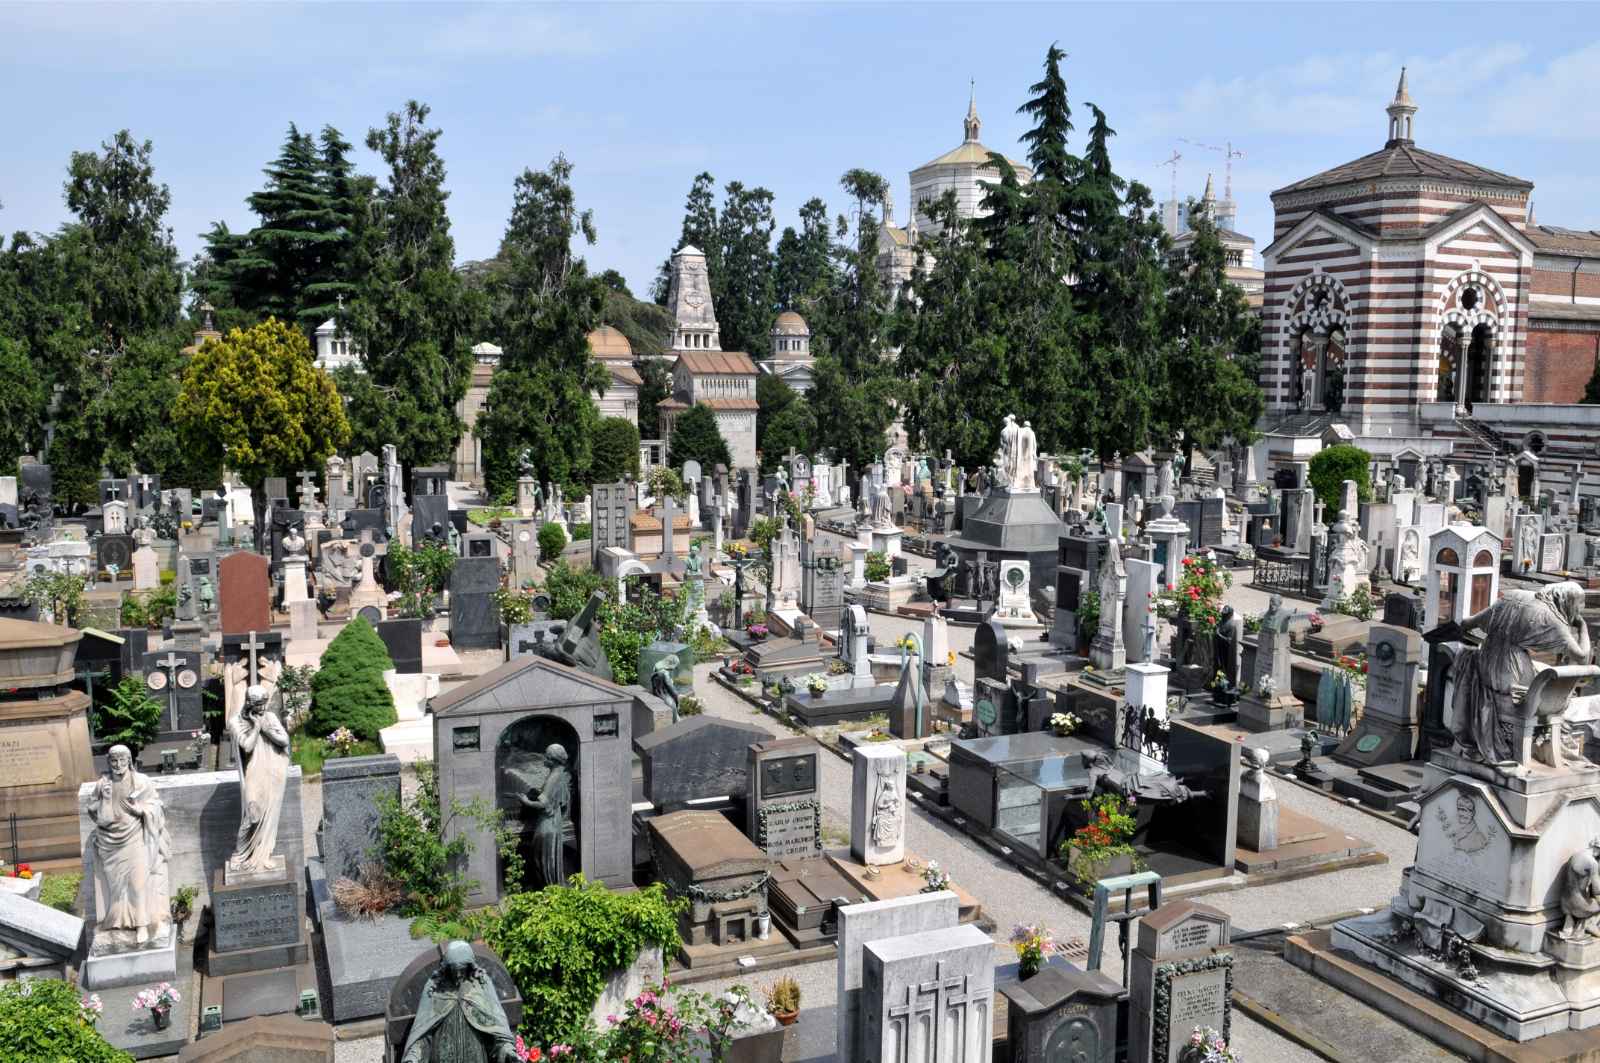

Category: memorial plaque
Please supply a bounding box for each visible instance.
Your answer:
[1540,533,1566,573]
[211,879,301,952]
[0,727,63,785]
[755,800,821,858]
[1160,966,1229,1063]
[759,752,817,798]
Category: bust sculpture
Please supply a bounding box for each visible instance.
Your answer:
[86,744,172,952]
[400,940,519,1063]
[226,683,291,877]
[1450,582,1592,767]
[518,744,573,890]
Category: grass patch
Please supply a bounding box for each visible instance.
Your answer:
[292,733,382,777]
[39,870,82,914]
[467,506,514,527]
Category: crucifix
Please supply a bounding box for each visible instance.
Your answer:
[136,474,154,507]
[240,630,269,687]
[151,651,185,731]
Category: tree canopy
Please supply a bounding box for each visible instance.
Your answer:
[668,403,732,470]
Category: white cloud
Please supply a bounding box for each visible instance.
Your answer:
[421,6,608,59]
[1481,41,1600,137]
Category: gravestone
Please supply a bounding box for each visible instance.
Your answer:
[850,744,906,866]
[1130,902,1233,1063]
[219,551,272,634]
[447,556,500,651]
[973,618,1009,684]
[747,737,823,859]
[411,495,450,548]
[341,508,386,544]
[1003,966,1122,1063]
[411,466,449,499]
[1333,624,1424,767]
[1381,591,1423,631]
[634,715,768,809]
[140,649,205,735]
[317,755,401,883]
[836,892,960,1063]
[862,924,995,1063]
[96,532,134,577]
[375,619,424,675]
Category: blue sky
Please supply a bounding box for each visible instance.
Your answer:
[4,2,1599,299]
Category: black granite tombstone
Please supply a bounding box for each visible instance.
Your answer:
[1003,966,1122,1063]
[1381,592,1424,631]
[448,556,500,650]
[140,648,205,735]
[411,495,450,548]
[974,618,1010,684]
[96,533,135,576]
[634,715,769,809]
[375,618,424,674]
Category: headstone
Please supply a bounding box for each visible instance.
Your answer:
[836,892,960,1063]
[1130,902,1233,1063]
[411,495,450,549]
[635,715,768,808]
[973,618,1009,684]
[748,737,823,859]
[1003,966,1122,1063]
[375,619,424,675]
[447,556,500,651]
[141,649,205,735]
[96,532,134,579]
[862,924,995,1063]
[219,551,272,634]
[850,744,906,866]
[1237,748,1278,851]
[131,544,160,590]
[1334,624,1423,766]
[317,755,401,883]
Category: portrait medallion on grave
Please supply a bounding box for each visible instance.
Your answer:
[1046,1015,1099,1063]
[761,753,816,799]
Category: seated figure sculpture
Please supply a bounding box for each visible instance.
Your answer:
[1450,581,1592,768]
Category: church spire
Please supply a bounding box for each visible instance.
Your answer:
[964,80,981,143]
[1202,173,1215,203]
[1386,67,1417,147]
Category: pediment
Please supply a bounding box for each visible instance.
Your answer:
[433,655,629,718]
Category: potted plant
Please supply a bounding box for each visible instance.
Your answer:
[1010,922,1056,979]
[1060,793,1142,891]
[765,975,801,1026]
[170,883,198,924]
[747,622,769,641]
[920,860,952,893]
[1049,711,1081,738]
[806,674,828,698]
[133,982,181,1030]
[1179,1026,1241,1063]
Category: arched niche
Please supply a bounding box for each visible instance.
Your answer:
[496,714,581,891]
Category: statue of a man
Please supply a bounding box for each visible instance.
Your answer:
[198,575,216,614]
[685,541,703,577]
[86,744,172,951]
[1451,582,1592,766]
[227,684,290,877]
[400,940,519,1063]
[518,743,573,889]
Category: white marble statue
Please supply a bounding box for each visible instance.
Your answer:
[226,684,291,878]
[1560,845,1600,938]
[86,745,172,952]
[1015,420,1038,491]
[871,481,896,531]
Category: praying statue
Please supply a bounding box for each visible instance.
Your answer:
[227,684,291,877]
[400,940,519,1063]
[1450,582,1592,766]
[518,743,573,890]
[86,745,172,952]
[871,481,895,530]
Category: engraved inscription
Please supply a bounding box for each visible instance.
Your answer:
[1163,968,1227,1063]
[1162,919,1222,954]
[213,885,299,952]
[759,802,820,858]
[0,728,64,786]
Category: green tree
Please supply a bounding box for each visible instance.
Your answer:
[345,101,479,470]
[1308,444,1373,514]
[761,396,817,472]
[590,416,641,483]
[772,197,834,313]
[635,356,672,440]
[714,181,776,353]
[173,318,350,542]
[668,402,732,470]
[63,130,182,354]
[96,330,218,486]
[756,372,796,449]
[538,521,569,563]
[599,288,673,358]
[1156,199,1263,456]
[307,615,397,739]
[474,155,609,498]
[652,172,721,305]
[0,336,48,470]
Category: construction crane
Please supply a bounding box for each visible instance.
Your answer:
[1157,149,1181,207]
[1182,139,1245,201]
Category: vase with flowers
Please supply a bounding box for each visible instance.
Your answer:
[133,982,181,1029]
[1010,922,1056,979]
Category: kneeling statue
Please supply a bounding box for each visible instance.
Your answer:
[401,940,518,1063]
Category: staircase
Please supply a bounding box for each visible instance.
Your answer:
[1453,413,1509,458]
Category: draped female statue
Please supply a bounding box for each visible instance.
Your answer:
[227,684,291,877]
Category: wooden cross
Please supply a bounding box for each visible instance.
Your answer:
[153,651,184,731]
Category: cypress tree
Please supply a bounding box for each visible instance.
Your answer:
[308,615,397,740]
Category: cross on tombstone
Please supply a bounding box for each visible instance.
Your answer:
[152,651,184,730]
[240,629,269,686]
[297,469,320,504]
[660,494,678,560]
[136,474,154,505]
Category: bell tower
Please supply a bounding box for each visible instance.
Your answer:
[1386,67,1417,147]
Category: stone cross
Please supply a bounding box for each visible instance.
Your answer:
[136,473,154,507]
[240,630,269,686]
[659,495,678,560]
[153,650,184,730]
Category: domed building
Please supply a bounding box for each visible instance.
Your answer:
[587,325,642,427]
[760,310,815,393]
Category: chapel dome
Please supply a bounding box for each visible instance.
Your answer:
[587,325,633,360]
[771,311,810,337]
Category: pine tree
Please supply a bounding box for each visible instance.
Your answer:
[308,616,397,739]
[636,356,673,440]
[345,101,480,471]
[772,197,833,313]
[715,181,777,353]
[668,403,733,470]
[590,416,641,483]
[474,155,609,497]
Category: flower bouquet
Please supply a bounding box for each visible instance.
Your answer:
[1010,922,1056,978]
[133,982,181,1029]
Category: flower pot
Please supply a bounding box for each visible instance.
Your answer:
[172,904,191,924]
[772,1008,799,1027]
[1066,846,1136,883]
[151,1006,172,1030]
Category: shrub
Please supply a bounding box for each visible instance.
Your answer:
[545,560,607,619]
[569,521,592,542]
[386,541,456,619]
[864,550,891,582]
[38,871,82,914]
[479,877,685,1047]
[93,676,163,756]
[538,521,569,563]
[332,863,403,920]
[590,416,641,484]
[0,978,132,1063]
[119,585,176,629]
[277,663,315,731]
[307,616,397,740]
[1307,444,1372,515]
[667,403,732,471]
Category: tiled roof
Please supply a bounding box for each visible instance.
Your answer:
[605,363,642,387]
[676,350,758,376]
[915,141,1030,173]
[630,511,693,531]
[700,398,758,411]
[1527,225,1600,257]
[1272,143,1531,197]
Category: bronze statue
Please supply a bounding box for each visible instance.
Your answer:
[400,940,519,1063]
[518,744,572,890]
